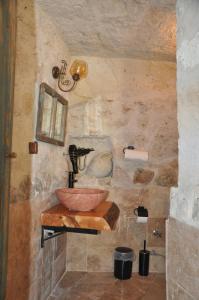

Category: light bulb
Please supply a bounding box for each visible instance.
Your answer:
[69,60,88,81]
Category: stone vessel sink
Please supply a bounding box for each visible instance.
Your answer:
[55,188,109,212]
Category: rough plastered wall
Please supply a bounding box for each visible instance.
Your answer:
[66,56,177,273]
[6,1,70,299]
[167,1,199,299]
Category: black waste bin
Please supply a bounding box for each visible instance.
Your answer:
[114,247,133,280]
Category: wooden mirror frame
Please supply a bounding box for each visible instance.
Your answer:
[36,82,68,146]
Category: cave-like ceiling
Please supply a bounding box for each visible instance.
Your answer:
[36,0,176,61]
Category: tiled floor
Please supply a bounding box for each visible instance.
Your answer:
[49,272,166,300]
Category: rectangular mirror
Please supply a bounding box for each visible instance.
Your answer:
[36,82,68,146]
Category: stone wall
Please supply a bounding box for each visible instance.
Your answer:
[170,0,199,229]
[167,1,199,299]
[167,218,199,299]
[66,56,177,273]
[6,1,70,299]
[6,2,178,299]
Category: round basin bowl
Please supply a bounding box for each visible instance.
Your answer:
[55,188,109,211]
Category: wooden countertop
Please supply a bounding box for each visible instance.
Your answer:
[41,201,120,231]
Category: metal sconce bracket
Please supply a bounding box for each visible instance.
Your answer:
[52,66,60,79]
[52,60,77,92]
[41,225,99,248]
[52,59,87,92]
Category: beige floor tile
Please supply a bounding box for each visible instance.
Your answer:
[49,272,166,300]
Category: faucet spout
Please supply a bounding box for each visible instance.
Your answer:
[68,171,78,188]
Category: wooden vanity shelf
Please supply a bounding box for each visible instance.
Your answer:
[41,201,120,248]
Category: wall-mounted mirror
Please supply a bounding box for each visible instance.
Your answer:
[36,82,68,146]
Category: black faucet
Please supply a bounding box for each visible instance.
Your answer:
[68,171,77,188]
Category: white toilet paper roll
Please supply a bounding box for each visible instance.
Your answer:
[136,217,148,223]
[124,149,148,161]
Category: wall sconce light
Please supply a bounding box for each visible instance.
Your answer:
[52,59,88,92]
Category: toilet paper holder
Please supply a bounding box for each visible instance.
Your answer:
[123,145,135,153]
[123,145,148,162]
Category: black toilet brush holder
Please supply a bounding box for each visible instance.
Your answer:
[139,240,150,276]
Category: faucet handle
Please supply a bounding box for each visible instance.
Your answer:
[152,229,162,238]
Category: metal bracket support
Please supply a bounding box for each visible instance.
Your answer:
[41,225,99,248]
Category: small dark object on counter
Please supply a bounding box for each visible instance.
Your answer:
[134,206,148,217]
